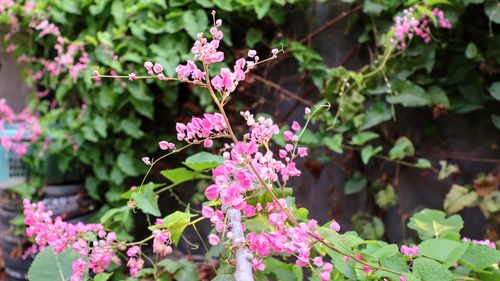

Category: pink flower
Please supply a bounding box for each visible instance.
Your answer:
[204,138,213,148]
[291,121,301,131]
[153,63,163,74]
[400,245,419,257]
[205,184,220,200]
[305,107,311,115]
[202,205,214,218]
[127,246,141,257]
[284,131,294,142]
[127,257,144,277]
[208,234,220,245]
[142,157,151,165]
[128,73,136,81]
[400,276,407,281]
[313,256,324,266]
[248,50,257,58]
[298,147,308,157]
[152,230,172,257]
[329,220,340,232]
[362,264,372,273]
[159,141,175,150]
[252,258,265,271]
[144,61,153,71]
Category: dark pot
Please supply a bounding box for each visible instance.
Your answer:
[0,190,23,212]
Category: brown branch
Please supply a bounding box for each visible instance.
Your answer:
[417,152,500,164]
[298,4,363,44]
[252,74,314,107]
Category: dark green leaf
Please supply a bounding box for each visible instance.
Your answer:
[28,247,81,281]
[389,136,415,160]
[408,209,464,240]
[413,257,454,281]
[361,145,383,165]
[183,152,224,171]
[419,238,468,267]
[117,153,140,176]
[459,244,500,270]
[344,172,367,195]
[444,185,478,214]
[161,168,200,184]
[488,82,500,101]
[246,28,263,48]
[131,184,161,217]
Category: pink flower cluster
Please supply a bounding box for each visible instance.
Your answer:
[1,3,88,85]
[400,244,419,257]
[390,6,451,49]
[126,246,144,277]
[196,115,341,280]
[23,200,151,280]
[211,51,261,95]
[190,15,224,65]
[176,113,228,147]
[176,60,205,83]
[462,238,496,249]
[152,227,173,256]
[0,99,41,156]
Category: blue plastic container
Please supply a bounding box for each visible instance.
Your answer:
[0,124,27,189]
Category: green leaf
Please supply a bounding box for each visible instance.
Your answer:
[428,86,450,108]
[361,145,383,165]
[82,126,98,142]
[28,247,81,281]
[151,211,196,245]
[363,0,384,15]
[375,185,397,209]
[131,184,161,217]
[94,272,113,281]
[246,28,263,48]
[160,168,200,184]
[389,136,415,160]
[183,10,208,40]
[120,118,144,138]
[386,81,431,107]
[323,134,343,153]
[344,172,367,195]
[438,160,459,180]
[245,214,273,233]
[263,258,303,281]
[413,257,454,281]
[488,82,500,101]
[111,1,125,25]
[485,0,500,24]
[121,182,163,199]
[415,158,432,169]
[350,131,379,146]
[465,42,478,59]
[254,0,271,19]
[444,185,478,214]
[299,129,320,145]
[492,115,500,130]
[408,209,464,240]
[157,258,181,273]
[352,213,385,240]
[361,101,392,130]
[174,259,199,281]
[92,116,107,138]
[183,152,224,171]
[459,244,500,270]
[419,238,469,267]
[117,153,140,176]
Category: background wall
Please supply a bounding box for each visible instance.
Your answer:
[0,49,30,112]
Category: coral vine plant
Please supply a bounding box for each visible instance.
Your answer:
[23,9,500,281]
